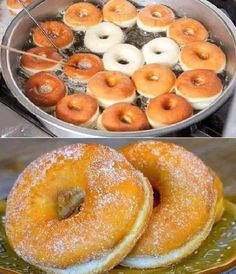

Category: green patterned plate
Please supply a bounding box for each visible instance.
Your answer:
[0,200,235,274]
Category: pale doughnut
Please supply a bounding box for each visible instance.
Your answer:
[103,44,144,76]
[142,37,180,67]
[84,22,125,54]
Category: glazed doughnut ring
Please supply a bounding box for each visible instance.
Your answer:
[137,5,175,33]
[84,22,125,54]
[142,38,180,67]
[56,94,99,128]
[33,21,74,49]
[97,103,150,132]
[179,42,226,73]
[87,71,136,108]
[6,143,153,274]
[63,2,103,32]
[103,44,144,76]
[132,64,176,98]
[103,0,137,28]
[175,70,223,110]
[6,0,32,15]
[20,47,62,76]
[25,72,67,112]
[64,53,104,83]
[146,94,193,128]
[119,141,218,268]
[168,18,209,45]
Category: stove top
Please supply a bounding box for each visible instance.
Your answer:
[0,0,235,137]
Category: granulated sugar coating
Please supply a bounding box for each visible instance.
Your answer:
[5,143,153,272]
[119,141,218,259]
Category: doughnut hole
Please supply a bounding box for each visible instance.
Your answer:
[76,9,89,18]
[162,98,177,111]
[120,113,133,125]
[76,61,92,70]
[183,28,194,36]
[153,188,161,208]
[68,99,82,111]
[58,188,85,220]
[39,84,53,93]
[195,50,209,60]
[105,76,117,88]
[118,58,130,65]
[152,11,162,18]
[191,76,206,86]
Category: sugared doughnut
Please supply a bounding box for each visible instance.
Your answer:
[119,141,218,268]
[175,70,223,110]
[25,72,67,112]
[6,143,153,273]
[146,94,193,128]
[179,42,226,73]
[6,0,32,15]
[103,44,144,76]
[168,18,209,45]
[137,5,175,33]
[132,64,176,98]
[211,171,224,223]
[56,94,99,128]
[33,21,74,49]
[103,0,137,28]
[142,38,179,67]
[63,3,103,32]
[97,103,150,132]
[87,71,136,108]
[84,22,125,54]
[64,53,104,83]
[20,47,62,76]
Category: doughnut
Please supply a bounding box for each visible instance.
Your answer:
[25,72,67,112]
[33,21,74,49]
[87,71,136,108]
[103,44,144,76]
[56,94,99,128]
[20,47,62,76]
[211,171,224,223]
[142,37,179,67]
[84,22,125,54]
[179,42,226,73]
[137,5,175,33]
[97,103,150,132]
[6,143,153,273]
[63,3,103,32]
[6,0,32,15]
[64,53,104,83]
[132,64,176,98]
[146,94,193,128]
[119,141,218,268]
[175,70,223,110]
[168,18,209,45]
[103,0,137,28]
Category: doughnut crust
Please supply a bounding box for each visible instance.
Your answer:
[6,144,153,274]
[119,141,217,268]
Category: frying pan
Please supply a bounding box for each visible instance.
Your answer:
[1,0,236,137]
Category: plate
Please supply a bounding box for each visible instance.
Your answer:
[0,200,235,274]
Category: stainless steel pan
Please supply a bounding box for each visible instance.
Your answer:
[1,0,236,137]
